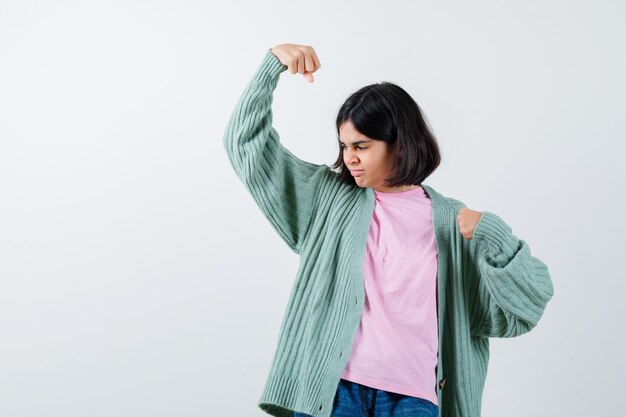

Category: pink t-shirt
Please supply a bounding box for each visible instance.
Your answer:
[340,185,439,405]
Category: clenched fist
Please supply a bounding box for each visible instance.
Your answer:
[457,208,483,240]
[270,44,322,83]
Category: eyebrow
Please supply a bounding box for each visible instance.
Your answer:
[338,138,371,145]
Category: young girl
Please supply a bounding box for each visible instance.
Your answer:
[222,43,554,417]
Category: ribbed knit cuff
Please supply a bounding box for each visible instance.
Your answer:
[472,211,519,259]
[252,48,288,85]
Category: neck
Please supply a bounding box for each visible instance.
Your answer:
[374,184,420,193]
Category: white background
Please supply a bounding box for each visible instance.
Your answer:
[1,1,624,416]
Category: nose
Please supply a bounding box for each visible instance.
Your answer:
[344,149,359,165]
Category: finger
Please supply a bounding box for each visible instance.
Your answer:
[311,51,321,71]
[305,53,315,74]
[304,72,314,82]
[297,51,305,74]
[288,56,298,74]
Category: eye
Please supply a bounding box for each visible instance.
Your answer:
[357,146,367,150]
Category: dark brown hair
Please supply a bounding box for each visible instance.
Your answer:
[331,82,441,187]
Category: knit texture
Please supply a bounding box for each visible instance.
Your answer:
[222,48,554,417]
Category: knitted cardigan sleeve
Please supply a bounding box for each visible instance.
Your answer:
[222,49,327,254]
[468,211,555,338]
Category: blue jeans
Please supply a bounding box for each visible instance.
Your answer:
[293,378,438,417]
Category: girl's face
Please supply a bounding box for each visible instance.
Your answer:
[339,120,411,192]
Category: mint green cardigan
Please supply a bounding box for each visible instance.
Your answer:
[222,49,554,417]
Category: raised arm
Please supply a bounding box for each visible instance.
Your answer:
[222,46,326,254]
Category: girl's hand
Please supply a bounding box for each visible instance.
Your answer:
[270,44,321,83]
[457,207,483,240]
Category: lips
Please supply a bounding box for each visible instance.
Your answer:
[350,170,364,177]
